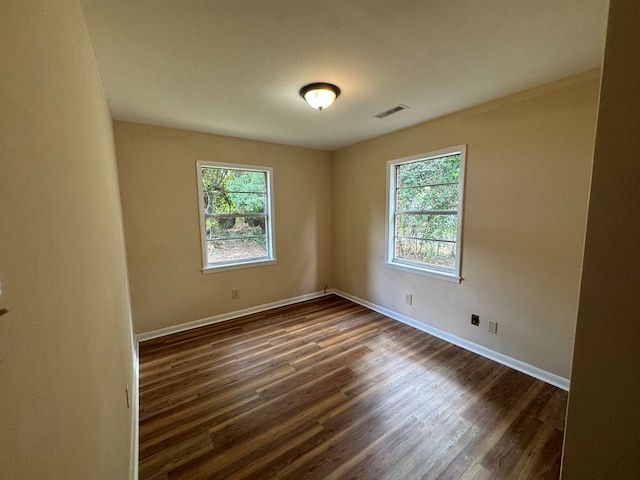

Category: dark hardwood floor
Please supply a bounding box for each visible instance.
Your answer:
[138,295,567,479]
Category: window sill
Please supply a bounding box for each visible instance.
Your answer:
[202,258,276,274]
[384,261,461,283]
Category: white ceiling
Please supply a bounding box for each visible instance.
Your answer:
[80,0,609,151]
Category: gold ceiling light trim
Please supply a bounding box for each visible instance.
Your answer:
[299,82,341,111]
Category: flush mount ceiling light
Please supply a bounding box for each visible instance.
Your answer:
[299,82,341,111]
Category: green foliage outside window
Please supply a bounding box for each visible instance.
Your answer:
[394,154,461,270]
[201,166,270,264]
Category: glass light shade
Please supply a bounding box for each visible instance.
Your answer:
[299,83,341,111]
[304,88,337,110]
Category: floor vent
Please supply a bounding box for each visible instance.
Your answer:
[374,104,409,119]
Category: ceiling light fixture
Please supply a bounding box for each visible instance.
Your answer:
[299,82,341,111]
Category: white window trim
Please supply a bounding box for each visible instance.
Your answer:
[385,145,466,283]
[196,160,276,273]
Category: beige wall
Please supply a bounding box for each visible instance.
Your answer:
[114,122,333,334]
[562,0,640,477]
[332,70,601,379]
[0,0,135,479]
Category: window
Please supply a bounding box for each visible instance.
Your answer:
[197,161,275,271]
[386,145,466,282]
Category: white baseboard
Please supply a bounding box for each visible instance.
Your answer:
[135,290,329,342]
[130,339,139,480]
[127,336,140,480]
[331,289,570,391]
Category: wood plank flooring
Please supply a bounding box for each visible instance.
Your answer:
[138,295,567,479]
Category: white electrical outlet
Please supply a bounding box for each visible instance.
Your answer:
[405,293,412,305]
[488,321,498,334]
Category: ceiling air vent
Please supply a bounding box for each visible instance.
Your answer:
[374,104,409,119]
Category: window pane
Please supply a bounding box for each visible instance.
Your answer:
[397,154,460,187]
[395,238,456,269]
[396,214,457,242]
[227,170,266,193]
[207,238,268,264]
[203,190,234,215]
[206,216,266,239]
[201,167,234,190]
[396,183,458,211]
[205,214,268,264]
[226,192,266,213]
